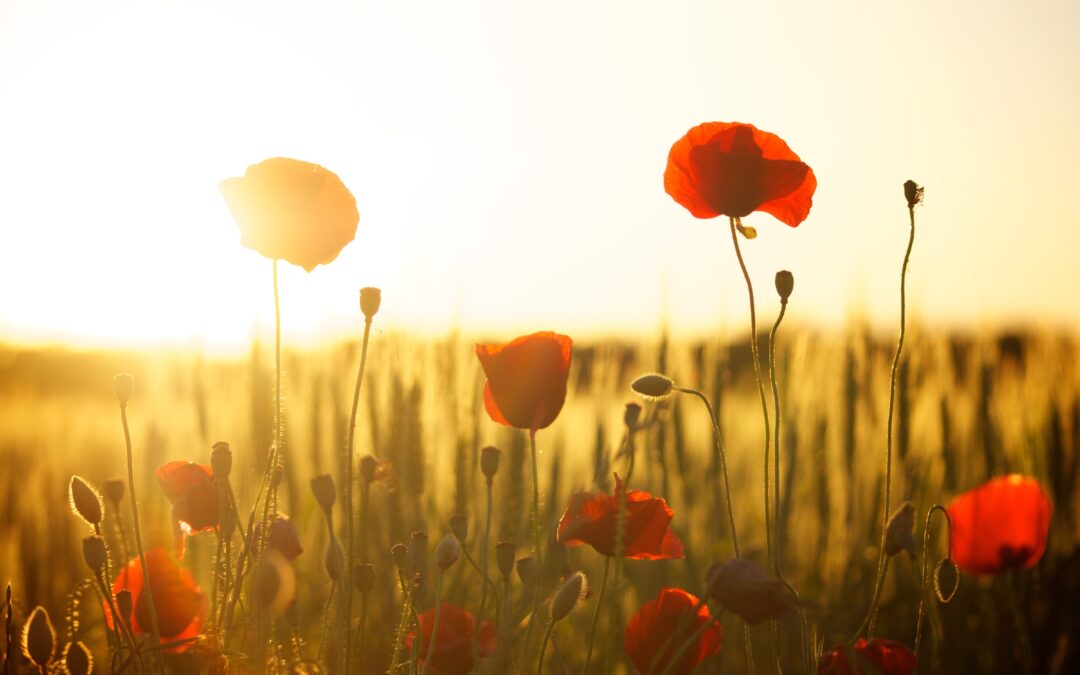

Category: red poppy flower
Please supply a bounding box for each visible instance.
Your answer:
[109,548,207,651]
[257,512,303,561]
[624,588,722,675]
[475,331,572,431]
[218,157,359,272]
[664,122,816,227]
[157,461,219,535]
[405,604,496,675]
[557,474,684,560]
[818,638,917,674]
[947,474,1052,575]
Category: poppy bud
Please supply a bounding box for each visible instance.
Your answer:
[359,455,378,483]
[551,571,587,621]
[211,442,233,479]
[267,513,303,560]
[495,542,515,579]
[101,479,125,505]
[631,373,674,399]
[63,641,92,675]
[409,532,429,570]
[325,537,346,581]
[354,563,375,594]
[310,474,336,514]
[480,446,501,481]
[22,606,56,667]
[220,505,238,540]
[391,543,410,571]
[884,501,916,557]
[934,558,959,604]
[623,402,642,431]
[516,556,537,586]
[360,286,382,320]
[113,373,134,406]
[82,535,107,576]
[434,534,461,571]
[775,270,794,303]
[449,515,468,543]
[115,590,132,624]
[736,222,758,239]
[69,476,103,527]
[904,180,924,209]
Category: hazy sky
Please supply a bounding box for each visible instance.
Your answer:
[1,0,1078,347]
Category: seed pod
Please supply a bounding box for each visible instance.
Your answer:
[904,180,924,209]
[22,606,56,667]
[884,501,916,557]
[623,402,642,431]
[325,537,346,581]
[775,270,794,302]
[631,373,674,399]
[495,542,515,578]
[551,572,587,621]
[480,446,501,482]
[69,476,103,527]
[391,543,410,571]
[82,535,108,576]
[449,515,468,543]
[360,287,382,320]
[101,479,125,505]
[516,557,537,586]
[434,534,461,571]
[310,474,336,515]
[113,373,134,406]
[354,563,375,595]
[115,590,133,624]
[210,441,233,479]
[409,532,428,570]
[63,641,93,675]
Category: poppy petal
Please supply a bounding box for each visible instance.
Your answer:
[475,332,572,431]
[625,588,722,675]
[947,475,1052,575]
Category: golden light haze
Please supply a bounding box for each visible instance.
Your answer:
[1,0,1078,348]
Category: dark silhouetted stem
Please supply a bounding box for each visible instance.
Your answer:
[419,570,445,675]
[580,555,611,675]
[537,618,555,675]
[344,315,373,674]
[915,504,951,656]
[768,302,787,573]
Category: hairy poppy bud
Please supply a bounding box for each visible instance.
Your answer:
[409,532,429,570]
[310,474,336,514]
[884,501,916,557]
[904,180,924,209]
[63,641,92,675]
[631,373,674,399]
[391,543,410,571]
[325,537,345,581]
[101,479,125,505]
[211,442,233,479]
[220,506,238,540]
[623,402,642,431]
[69,476,103,527]
[113,373,134,406]
[736,222,758,239]
[82,535,107,576]
[267,513,303,560]
[775,270,794,303]
[516,557,537,586]
[22,606,56,667]
[449,515,468,543]
[551,571,587,621]
[115,590,132,624]
[360,287,382,320]
[934,558,959,603]
[480,446,501,481]
[434,534,461,571]
[495,542,515,579]
[354,563,375,594]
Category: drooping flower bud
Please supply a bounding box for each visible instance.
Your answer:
[354,563,375,595]
[551,571,587,621]
[631,373,674,399]
[21,606,56,668]
[210,442,233,480]
[934,558,959,604]
[904,180,924,209]
[266,513,304,560]
[101,479,125,506]
[360,287,382,320]
[310,474,336,515]
[449,515,468,543]
[82,535,108,576]
[434,534,461,571]
[884,501,916,557]
[113,373,134,406]
[63,641,92,675]
[69,476,103,527]
[775,270,794,303]
[623,402,642,431]
[220,505,238,540]
[495,542,515,579]
[480,446,501,482]
[409,532,429,570]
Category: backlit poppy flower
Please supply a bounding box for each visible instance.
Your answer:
[157,461,219,534]
[705,558,794,624]
[405,603,496,675]
[664,122,816,227]
[947,474,1052,575]
[475,331,572,431]
[818,638,917,674]
[218,157,359,271]
[261,512,303,561]
[624,588,722,675]
[109,548,207,651]
[557,474,684,560]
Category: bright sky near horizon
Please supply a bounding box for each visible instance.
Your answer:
[1,0,1078,349]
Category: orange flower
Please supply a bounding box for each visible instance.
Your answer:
[157,461,219,534]
[818,638,917,674]
[218,157,359,271]
[664,122,816,227]
[557,474,684,560]
[475,331,572,431]
[624,588,722,675]
[109,548,207,651]
[405,604,496,675]
[947,474,1052,575]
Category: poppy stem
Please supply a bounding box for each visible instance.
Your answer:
[1003,571,1034,675]
[728,216,774,571]
[769,300,787,574]
[475,478,494,662]
[118,402,164,669]
[537,618,555,675]
[864,198,917,637]
[419,569,445,675]
[318,580,337,665]
[915,504,951,658]
[579,555,611,675]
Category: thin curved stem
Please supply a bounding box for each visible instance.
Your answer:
[769,302,787,574]
[863,204,917,636]
[343,316,373,674]
[537,618,556,675]
[579,556,611,675]
[419,570,445,675]
[475,480,494,661]
[915,505,952,656]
